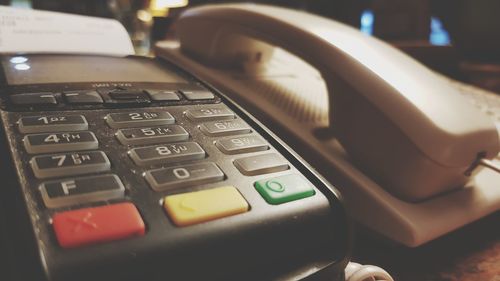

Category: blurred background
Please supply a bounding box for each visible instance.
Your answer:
[3,0,500,94]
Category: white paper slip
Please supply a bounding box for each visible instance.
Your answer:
[0,6,134,56]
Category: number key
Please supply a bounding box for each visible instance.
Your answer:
[145,162,224,191]
[116,125,188,145]
[105,112,174,128]
[18,115,88,133]
[199,119,251,136]
[216,136,269,154]
[128,142,205,166]
[30,151,110,179]
[185,106,235,121]
[23,131,98,154]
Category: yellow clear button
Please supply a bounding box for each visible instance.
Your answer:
[163,186,249,226]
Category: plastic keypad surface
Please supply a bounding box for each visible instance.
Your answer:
[5,88,325,246]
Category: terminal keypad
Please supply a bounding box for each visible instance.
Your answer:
[12,90,311,250]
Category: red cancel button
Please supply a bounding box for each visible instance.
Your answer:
[52,202,145,248]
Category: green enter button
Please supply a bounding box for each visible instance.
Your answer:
[254,174,315,205]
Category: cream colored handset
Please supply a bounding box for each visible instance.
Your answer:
[172,3,499,201]
[156,3,500,246]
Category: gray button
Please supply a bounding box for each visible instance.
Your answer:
[64,91,103,104]
[233,153,289,176]
[11,93,57,105]
[31,151,110,179]
[180,89,215,100]
[216,136,269,154]
[18,115,88,133]
[145,162,224,191]
[23,131,98,154]
[39,174,125,208]
[105,112,174,128]
[199,119,251,136]
[116,125,189,145]
[129,142,205,166]
[185,106,235,121]
[146,89,181,101]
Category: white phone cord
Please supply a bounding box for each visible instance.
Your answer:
[344,262,395,281]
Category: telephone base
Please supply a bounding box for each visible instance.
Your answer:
[156,41,500,247]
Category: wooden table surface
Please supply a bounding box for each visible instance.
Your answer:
[352,212,500,281]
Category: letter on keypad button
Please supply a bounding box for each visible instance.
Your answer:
[106,112,174,128]
[31,151,110,179]
[39,174,125,208]
[129,142,205,166]
[23,131,98,154]
[233,153,289,176]
[216,136,269,154]
[145,162,224,191]
[199,119,251,136]
[116,125,188,145]
[18,115,88,133]
[185,107,235,121]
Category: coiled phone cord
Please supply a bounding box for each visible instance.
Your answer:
[344,262,394,281]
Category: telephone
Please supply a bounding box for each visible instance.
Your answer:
[0,54,351,280]
[156,3,500,247]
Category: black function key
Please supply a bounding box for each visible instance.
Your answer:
[116,125,188,145]
[199,119,252,136]
[11,93,57,106]
[185,106,235,121]
[106,112,174,128]
[216,136,269,154]
[103,89,151,105]
[129,142,205,166]
[39,174,125,208]
[23,131,98,154]
[145,89,180,101]
[233,153,289,176]
[18,115,88,133]
[109,90,149,100]
[180,89,215,100]
[31,151,110,179]
[64,91,103,104]
[145,162,224,191]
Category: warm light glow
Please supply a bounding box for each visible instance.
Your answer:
[151,0,188,9]
[149,0,189,17]
[137,10,153,22]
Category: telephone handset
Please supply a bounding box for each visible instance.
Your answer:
[156,3,500,246]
